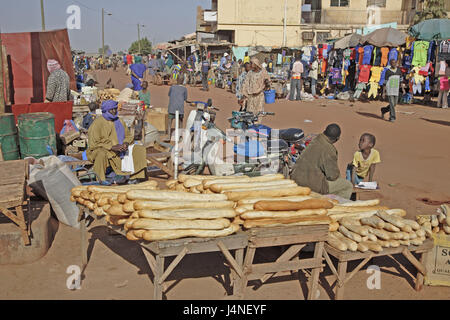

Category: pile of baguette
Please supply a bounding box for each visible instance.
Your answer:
[71,181,240,241]
[416,204,450,236]
[327,204,427,253]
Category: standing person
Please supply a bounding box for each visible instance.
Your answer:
[289,56,303,101]
[309,55,319,97]
[201,56,210,91]
[139,81,151,107]
[268,54,275,73]
[291,124,353,199]
[262,58,268,70]
[165,54,174,73]
[230,56,240,80]
[236,62,251,110]
[126,53,133,66]
[130,63,147,91]
[243,51,250,64]
[45,59,71,103]
[437,60,449,108]
[168,76,188,135]
[147,55,158,83]
[241,58,271,114]
[381,59,402,122]
[123,54,127,68]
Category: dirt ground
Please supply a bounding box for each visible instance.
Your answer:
[1,67,449,300]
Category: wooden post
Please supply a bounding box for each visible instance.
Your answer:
[0,38,5,113]
[2,45,10,106]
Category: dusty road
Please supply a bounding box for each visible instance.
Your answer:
[1,68,449,300]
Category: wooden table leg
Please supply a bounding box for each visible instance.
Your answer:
[335,261,347,300]
[233,248,244,297]
[80,210,88,275]
[240,246,256,299]
[307,241,324,300]
[415,252,427,291]
[153,254,165,300]
[15,205,30,246]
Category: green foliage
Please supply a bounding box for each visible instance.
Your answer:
[98,44,110,55]
[413,0,448,24]
[129,37,152,55]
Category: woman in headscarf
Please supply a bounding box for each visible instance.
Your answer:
[45,59,71,102]
[129,62,147,91]
[241,57,271,114]
[87,100,147,183]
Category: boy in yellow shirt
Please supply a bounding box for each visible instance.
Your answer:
[346,133,381,185]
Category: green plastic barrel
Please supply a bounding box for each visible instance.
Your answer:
[18,112,57,159]
[0,113,20,160]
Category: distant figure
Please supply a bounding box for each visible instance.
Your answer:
[167,76,188,135]
[201,56,210,91]
[45,59,71,103]
[381,59,402,122]
[82,102,98,130]
[241,58,271,114]
[289,56,303,101]
[139,81,151,106]
[130,63,147,91]
[243,51,250,64]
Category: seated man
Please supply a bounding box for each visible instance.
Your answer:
[87,100,147,183]
[291,123,353,199]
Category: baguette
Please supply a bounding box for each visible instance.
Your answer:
[361,241,383,252]
[142,224,240,241]
[415,229,426,238]
[339,217,362,226]
[165,179,178,189]
[327,234,348,251]
[178,174,228,183]
[138,208,237,220]
[223,184,298,193]
[385,209,407,217]
[386,232,404,240]
[389,239,400,247]
[117,193,128,204]
[377,239,391,248]
[202,174,285,189]
[127,190,227,202]
[126,231,140,241]
[97,195,119,207]
[133,218,231,230]
[87,181,158,193]
[328,206,389,213]
[332,232,357,251]
[402,219,420,231]
[196,184,204,193]
[399,239,410,246]
[338,225,362,242]
[383,222,401,232]
[71,186,88,197]
[84,201,95,211]
[243,215,331,229]
[410,238,424,246]
[368,227,391,240]
[210,179,296,193]
[108,215,130,225]
[184,179,202,188]
[134,200,235,211]
[357,242,369,252]
[360,216,385,229]
[106,205,129,216]
[433,226,440,234]
[123,201,135,213]
[401,224,413,233]
[377,211,405,229]
[328,210,379,220]
[367,233,378,242]
[93,207,107,217]
[338,199,380,207]
[124,219,138,231]
[225,186,311,201]
[80,191,91,200]
[235,205,254,214]
[408,232,417,240]
[237,196,312,205]
[341,223,370,236]
[431,215,439,227]
[254,199,333,211]
[329,221,339,232]
[241,209,327,220]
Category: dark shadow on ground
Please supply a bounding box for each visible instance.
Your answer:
[356,111,383,120]
[421,118,450,127]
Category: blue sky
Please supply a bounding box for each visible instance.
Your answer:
[0,0,211,53]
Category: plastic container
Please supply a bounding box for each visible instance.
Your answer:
[264,90,276,104]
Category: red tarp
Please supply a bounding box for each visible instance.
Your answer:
[0,29,76,105]
[11,101,73,133]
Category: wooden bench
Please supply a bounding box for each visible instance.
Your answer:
[239,224,328,300]
[322,239,434,300]
[78,205,247,300]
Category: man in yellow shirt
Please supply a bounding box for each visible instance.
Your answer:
[243,52,250,64]
[346,133,381,185]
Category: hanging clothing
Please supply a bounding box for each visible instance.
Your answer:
[354,83,366,99]
[354,45,361,62]
[438,40,450,61]
[358,47,364,65]
[411,66,425,83]
[373,48,382,66]
[388,48,398,63]
[330,68,342,84]
[344,49,352,60]
[379,67,389,86]
[402,50,412,70]
[369,66,383,83]
[362,45,374,65]
[346,62,357,90]
[427,41,436,63]
[412,81,422,94]
[380,47,389,67]
[425,76,431,92]
[412,41,430,67]
[367,82,379,98]
[358,65,372,83]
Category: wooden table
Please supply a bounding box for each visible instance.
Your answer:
[323,239,434,300]
[0,160,30,245]
[78,205,247,300]
[239,224,328,300]
[352,187,379,200]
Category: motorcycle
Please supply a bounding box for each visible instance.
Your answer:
[179,102,302,177]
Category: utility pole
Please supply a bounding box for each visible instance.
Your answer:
[0,36,5,113]
[40,0,46,31]
[283,0,287,47]
[137,24,141,54]
[102,8,105,57]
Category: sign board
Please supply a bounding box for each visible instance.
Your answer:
[425,233,450,287]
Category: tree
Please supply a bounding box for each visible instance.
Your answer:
[98,44,110,55]
[413,0,448,24]
[129,37,152,55]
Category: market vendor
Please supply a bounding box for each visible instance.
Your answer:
[130,63,147,91]
[87,100,147,183]
[45,59,71,103]
[240,57,271,114]
[291,124,353,199]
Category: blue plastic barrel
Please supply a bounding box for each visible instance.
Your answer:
[264,90,276,104]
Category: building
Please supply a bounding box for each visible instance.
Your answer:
[196,0,450,47]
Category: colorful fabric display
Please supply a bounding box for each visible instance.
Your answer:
[363,45,374,65]
[369,66,383,83]
[412,41,430,67]
[380,47,389,67]
[368,82,379,98]
[388,48,398,63]
[358,65,372,83]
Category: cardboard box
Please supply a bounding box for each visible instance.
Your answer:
[146,110,168,133]
[425,233,450,287]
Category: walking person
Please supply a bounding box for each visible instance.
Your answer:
[437,60,449,108]
[241,58,271,114]
[168,76,188,136]
[201,56,210,91]
[381,59,402,122]
[289,56,303,101]
[45,59,71,103]
[237,62,251,110]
